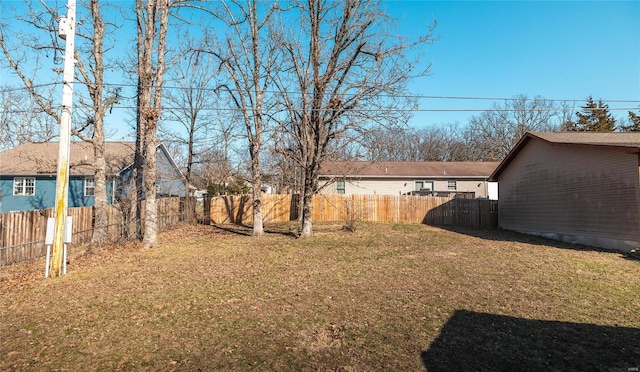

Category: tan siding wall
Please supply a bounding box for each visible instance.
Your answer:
[346,179,412,195]
[499,139,640,251]
[320,178,490,197]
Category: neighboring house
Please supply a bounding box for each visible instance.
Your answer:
[193,189,208,201]
[0,141,186,212]
[260,184,273,195]
[489,131,640,252]
[319,161,500,199]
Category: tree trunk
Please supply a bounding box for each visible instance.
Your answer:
[252,188,263,236]
[131,134,144,240]
[251,144,264,236]
[135,0,168,247]
[88,0,109,248]
[297,165,305,223]
[91,134,108,246]
[142,126,157,248]
[299,194,313,237]
[299,169,315,237]
[185,121,195,223]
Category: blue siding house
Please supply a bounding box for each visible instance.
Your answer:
[0,141,186,213]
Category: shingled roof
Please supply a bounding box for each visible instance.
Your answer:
[319,161,500,178]
[531,132,640,148]
[489,131,640,181]
[0,142,136,176]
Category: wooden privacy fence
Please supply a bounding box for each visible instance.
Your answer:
[208,194,296,224]
[208,194,498,227]
[0,197,194,267]
[424,198,498,228]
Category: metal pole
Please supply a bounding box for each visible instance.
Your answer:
[51,0,76,278]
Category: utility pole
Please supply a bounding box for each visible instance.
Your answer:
[50,0,77,278]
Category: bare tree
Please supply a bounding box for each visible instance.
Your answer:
[263,139,301,195]
[192,108,245,193]
[127,0,214,243]
[160,51,221,199]
[0,85,58,151]
[74,0,121,246]
[0,1,120,246]
[200,0,284,236]
[465,95,560,161]
[192,148,230,193]
[133,0,173,248]
[358,125,465,162]
[274,0,435,237]
[0,3,63,135]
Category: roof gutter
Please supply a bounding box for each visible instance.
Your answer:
[319,175,493,179]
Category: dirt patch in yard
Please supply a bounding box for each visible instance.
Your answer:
[1,222,638,371]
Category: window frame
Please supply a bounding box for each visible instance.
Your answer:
[13,177,36,196]
[414,180,434,191]
[336,180,346,194]
[84,177,95,196]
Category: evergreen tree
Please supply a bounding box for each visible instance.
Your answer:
[566,96,616,132]
[620,111,640,132]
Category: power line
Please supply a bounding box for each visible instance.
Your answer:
[71,104,640,112]
[0,82,61,92]
[414,95,640,104]
[2,105,639,116]
[2,82,639,112]
[3,80,640,104]
[100,82,640,104]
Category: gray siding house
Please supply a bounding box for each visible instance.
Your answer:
[319,161,500,199]
[489,132,640,252]
[0,141,186,212]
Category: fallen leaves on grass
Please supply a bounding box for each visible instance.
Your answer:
[1,222,639,371]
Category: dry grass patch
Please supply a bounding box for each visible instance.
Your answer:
[1,223,639,371]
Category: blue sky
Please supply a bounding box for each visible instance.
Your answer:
[386,0,640,127]
[1,1,639,139]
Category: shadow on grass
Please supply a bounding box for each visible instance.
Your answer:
[264,225,299,238]
[429,224,630,255]
[210,223,298,238]
[211,224,253,236]
[422,310,640,372]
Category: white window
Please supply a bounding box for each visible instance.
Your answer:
[13,177,35,196]
[448,180,457,191]
[336,180,345,194]
[415,180,433,191]
[84,177,95,196]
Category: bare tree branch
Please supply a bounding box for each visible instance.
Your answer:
[273,0,436,237]
[198,0,285,237]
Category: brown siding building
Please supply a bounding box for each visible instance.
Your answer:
[489,132,640,252]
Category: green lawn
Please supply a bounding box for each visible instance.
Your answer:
[1,222,639,371]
